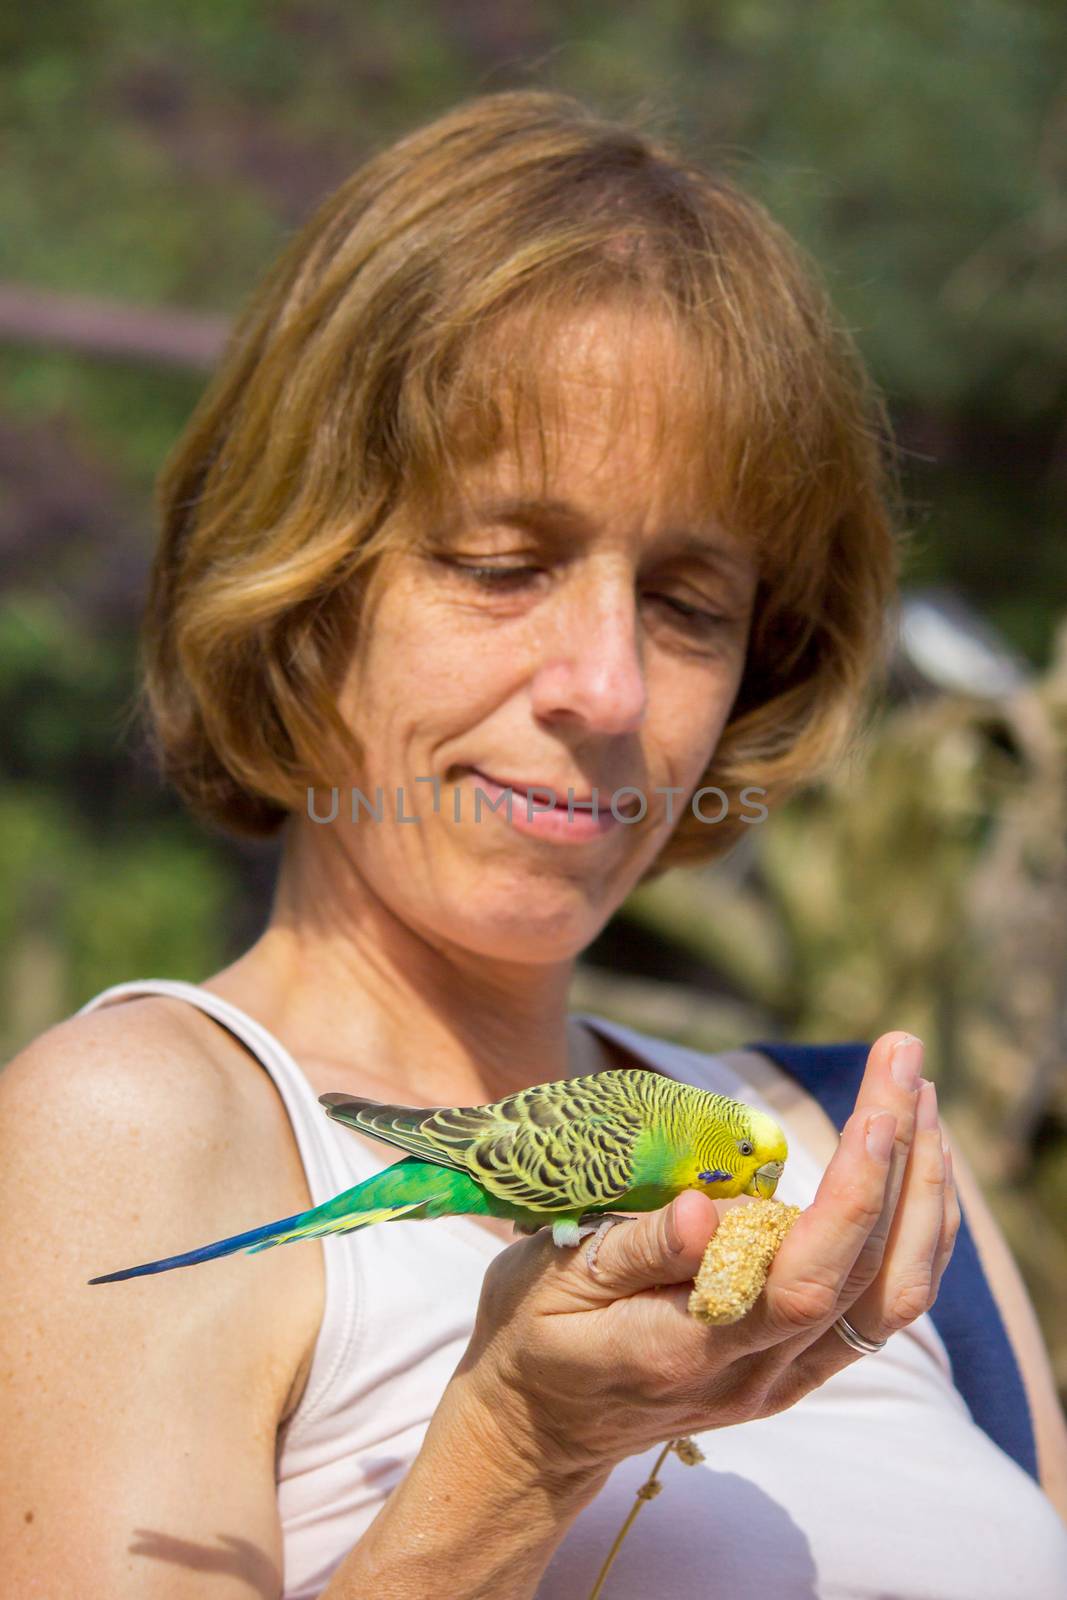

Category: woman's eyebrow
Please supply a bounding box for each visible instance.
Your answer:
[465,495,587,538]
[466,495,752,577]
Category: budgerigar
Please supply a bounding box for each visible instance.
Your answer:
[87,1068,787,1285]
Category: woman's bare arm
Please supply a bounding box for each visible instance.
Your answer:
[0,1005,305,1598]
[1,1003,608,1600]
[317,1372,611,1600]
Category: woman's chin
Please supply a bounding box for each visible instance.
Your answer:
[434,889,610,965]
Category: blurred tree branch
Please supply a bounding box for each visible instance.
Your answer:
[0,284,228,371]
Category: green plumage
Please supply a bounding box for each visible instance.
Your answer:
[87,1067,788,1284]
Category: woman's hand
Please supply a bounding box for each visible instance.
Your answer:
[451,1032,960,1486]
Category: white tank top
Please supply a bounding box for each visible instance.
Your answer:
[76,979,1067,1599]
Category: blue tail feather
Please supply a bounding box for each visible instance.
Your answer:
[87,1206,313,1284]
[86,1156,451,1286]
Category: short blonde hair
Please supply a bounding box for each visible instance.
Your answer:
[141,88,902,878]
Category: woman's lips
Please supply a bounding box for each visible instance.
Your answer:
[465,769,631,840]
[473,770,596,807]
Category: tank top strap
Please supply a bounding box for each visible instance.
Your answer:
[747,1037,1040,1485]
[75,977,367,1436]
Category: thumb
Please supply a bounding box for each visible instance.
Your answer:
[588,1191,749,1296]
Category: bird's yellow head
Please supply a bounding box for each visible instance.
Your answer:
[692,1104,788,1200]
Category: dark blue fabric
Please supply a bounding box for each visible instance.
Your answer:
[746,1038,1040,1483]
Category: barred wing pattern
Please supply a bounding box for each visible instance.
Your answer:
[320,1067,703,1212]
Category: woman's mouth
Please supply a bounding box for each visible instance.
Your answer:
[464,769,638,840]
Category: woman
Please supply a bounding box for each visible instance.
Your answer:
[3,90,1066,1599]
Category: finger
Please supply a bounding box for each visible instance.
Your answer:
[816,1033,926,1295]
[725,1034,922,1362]
[844,1078,947,1334]
[854,1033,925,1234]
[930,1135,962,1302]
[764,1120,966,1408]
[769,1105,964,1406]
[744,1102,900,1345]
[570,1189,752,1300]
[593,1034,922,1317]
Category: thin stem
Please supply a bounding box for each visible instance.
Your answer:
[585,1439,674,1600]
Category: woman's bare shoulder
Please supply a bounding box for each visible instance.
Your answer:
[0,994,303,1291]
[2,993,323,1428]
[4,993,241,1112]
[4,991,313,1158]
[0,998,316,1589]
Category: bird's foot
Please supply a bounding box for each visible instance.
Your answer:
[550,1211,632,1272]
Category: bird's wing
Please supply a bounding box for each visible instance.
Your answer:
[320,1069,654,1211]
[319,1092,470,1174]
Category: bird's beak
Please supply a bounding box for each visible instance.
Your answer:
[745,1160,784,1199]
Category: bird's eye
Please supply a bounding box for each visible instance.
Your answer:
[739,1139,754,1157]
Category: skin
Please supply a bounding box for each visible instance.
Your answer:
[5,305,1057,1600]
[207,305,764,1109]
[732,1044,1067,1526]
[199,303,960,1481]
[451,1036,957,1481]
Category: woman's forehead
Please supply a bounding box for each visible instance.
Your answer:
[442,460,733,557]
[452,301,705,436]
[433,304,725,523]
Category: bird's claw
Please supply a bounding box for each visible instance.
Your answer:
[515,1214,633,1267]
[561,1212,633,1273]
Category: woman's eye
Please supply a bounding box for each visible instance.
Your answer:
[648,593,729,633]
[447,563,541,589]
[442,562,729,632]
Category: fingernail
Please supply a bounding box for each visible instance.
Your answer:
[666,1198,684,1255]
[890,1035,924,1091]
[916,1078,938,1130]
[866,1112,897,1161]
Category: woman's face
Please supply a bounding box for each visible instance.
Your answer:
[331,307,759,965]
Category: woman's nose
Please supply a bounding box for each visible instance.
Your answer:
[528,576,647,735]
